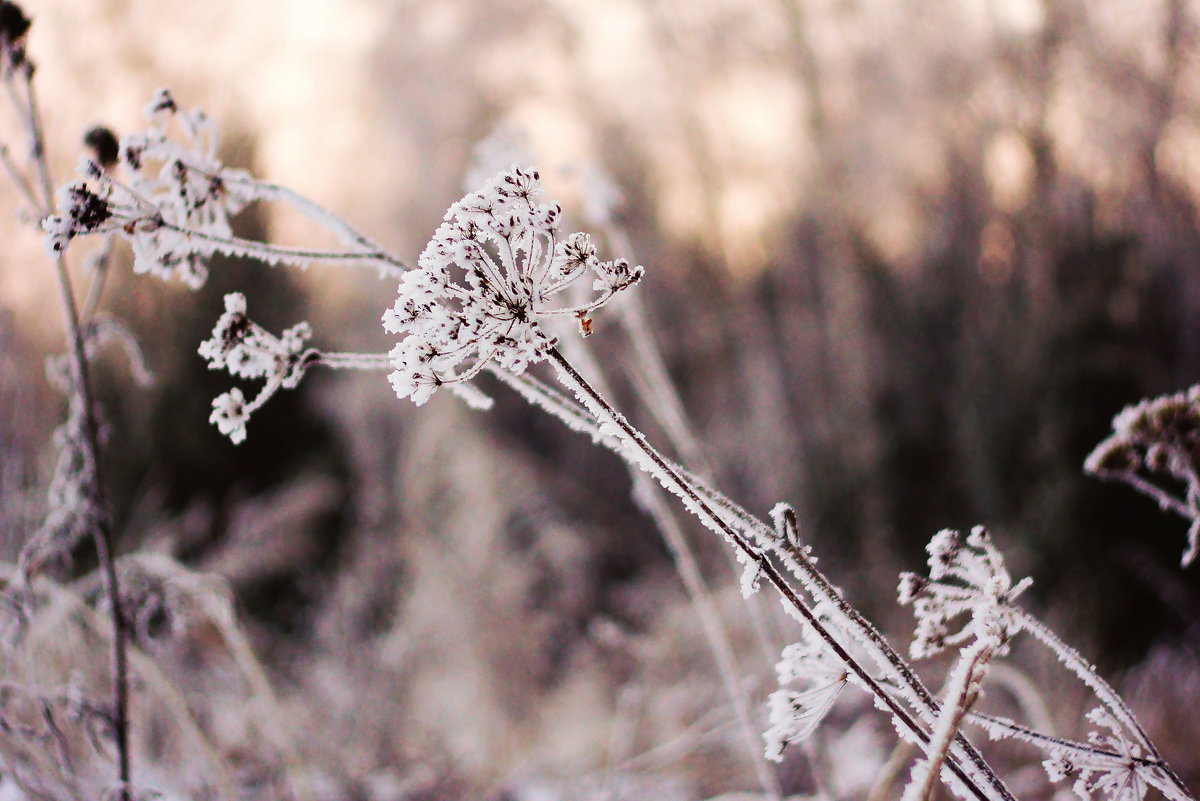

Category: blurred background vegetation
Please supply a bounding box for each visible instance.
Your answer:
[2,0,1199,798]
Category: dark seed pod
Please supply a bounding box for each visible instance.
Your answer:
[0,2,30,47]
[83,125,120,168]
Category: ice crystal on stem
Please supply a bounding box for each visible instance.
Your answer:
[383,166,643,405]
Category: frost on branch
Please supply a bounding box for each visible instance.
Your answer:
[382,166,644,405]
[1085,384,1200,565]
[898,526,1031,660]
[199,292,316,444]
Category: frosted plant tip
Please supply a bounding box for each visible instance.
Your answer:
[382,166,643,405]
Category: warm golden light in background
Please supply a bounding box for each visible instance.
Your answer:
[9,0,1200,296]
[4,0,1200,796]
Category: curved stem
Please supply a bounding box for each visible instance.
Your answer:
[159,221,404,274]
[1015,610,1157,753]
[1091,468,1196,521]
[246,180,408,277]
[312,351,392,371]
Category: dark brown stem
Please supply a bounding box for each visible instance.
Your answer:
[11,59,132,801]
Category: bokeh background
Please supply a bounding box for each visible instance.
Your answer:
[2,0,1199,798]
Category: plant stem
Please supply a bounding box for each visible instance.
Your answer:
[545,348,1014,801]
[558,336,781,800]
[14,61,132,801]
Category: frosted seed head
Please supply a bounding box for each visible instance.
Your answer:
[209,389,249,444]
[901,526,1029,659]
[385,166,642,404]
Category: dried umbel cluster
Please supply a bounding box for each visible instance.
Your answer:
[42,89,255,289]
[898,526,1031,661]
[383,167,643,404]
[1085,384,1200,565]
[762,608,849,761]
[198,292,316,444]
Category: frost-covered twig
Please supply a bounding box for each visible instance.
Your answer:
[551,352,1014,801]
[42,89,406,290]
[1,5,131,798]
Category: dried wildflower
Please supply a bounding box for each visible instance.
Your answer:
[122,89,254,238]
[383,166,643,405]
[41,179,113,255]
[1036,707,1157,801]
[42,90,256,288]
[199,293,317,443]
[763,618,849,760]
[898,526,1031,660]
[1086,384,1200,565]
[198,292,312,384]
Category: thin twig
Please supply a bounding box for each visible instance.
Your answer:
[6,55,132,801]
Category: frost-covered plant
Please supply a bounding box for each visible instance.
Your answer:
[763,608,849,762]
[0,5,132,799]
[41,89,255,288]
[198,292,314,444]
[383,174,1025,801]
[888,527,1191,801]
[382,167,642,404]
[10,12,1198,799]
[42,88,405,283]
[1086,384,1200,566]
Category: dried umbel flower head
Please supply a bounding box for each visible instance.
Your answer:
[42,89,255,288]
[763,613,850,760]
[383,166,643,404]
[1086,386,1200,479]
[198,292,316,444]
[898,526,1031,660]
[1085,385,1200,565]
